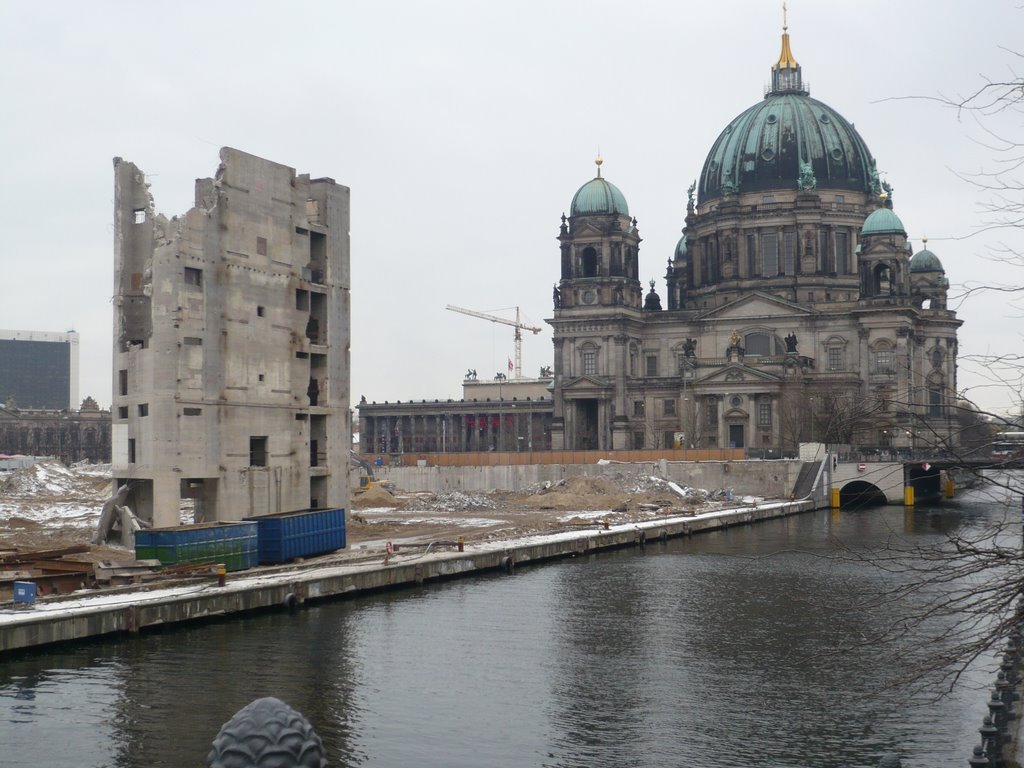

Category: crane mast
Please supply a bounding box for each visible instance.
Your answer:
[445,304,542,379]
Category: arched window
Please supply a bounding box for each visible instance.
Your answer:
[582,247,598,278]
[873,263,892,295]
[824,336,848,371]
[580,342,598,376]
[871,340,896,375]
[745,333,771,356]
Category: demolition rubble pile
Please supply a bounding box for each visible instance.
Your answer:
[349,469,763,543]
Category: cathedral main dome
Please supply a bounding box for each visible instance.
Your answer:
[698,27,875,203]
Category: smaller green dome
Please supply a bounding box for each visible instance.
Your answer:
[861,206,906,236]
[674,234,688,261]
[571,177,629,217]
[910,248,944,273]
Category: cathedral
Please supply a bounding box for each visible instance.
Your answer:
[548,22,961,455]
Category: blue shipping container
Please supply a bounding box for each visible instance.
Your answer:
[135,522,259,572]
[13,581,36,605]
[245,507,346,564]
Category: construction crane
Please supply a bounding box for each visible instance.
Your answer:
[445,305,542,379]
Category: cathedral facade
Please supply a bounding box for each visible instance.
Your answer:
[548,26,961,456]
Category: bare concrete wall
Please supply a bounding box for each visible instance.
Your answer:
[366,459,806,499]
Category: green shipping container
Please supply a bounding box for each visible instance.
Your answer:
[135,522,258,572]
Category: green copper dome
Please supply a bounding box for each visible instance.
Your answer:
[910,247,944,273]
[674,235,688,261]
[699,93,876,202]
[571,177,629,217]
[861,206,906,236]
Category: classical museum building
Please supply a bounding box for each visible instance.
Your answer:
[548,24,961,455]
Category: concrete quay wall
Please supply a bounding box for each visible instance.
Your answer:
[0,500,813,653]
[371,459,805,498]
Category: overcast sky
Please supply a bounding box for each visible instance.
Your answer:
[2,1,1022,417]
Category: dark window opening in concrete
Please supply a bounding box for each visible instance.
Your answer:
[310,475,327,511]
[184,267,203,288]
[258,373,265,382]
[295,227,309,236]
[633,400,645,417]
[119,369,128,396]
[249,436,268,467]
[256,236,268,256]
[645,355,658,376]
[138,403,148,417]
[183,407,202,416]
[308,231,326,283]
[295,351,309,359]
[633,431,644,449]
[295,413,308,421]
[309,292,327,343]
[128,438,136,464]
[296,289,310,311]
[183,337,202,346]
[133,209,145,224]
[256,305,265,317]
[117,406,128,419]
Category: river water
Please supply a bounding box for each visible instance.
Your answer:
[2,475,1021,768]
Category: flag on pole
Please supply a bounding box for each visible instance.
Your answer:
[508,357,514,373]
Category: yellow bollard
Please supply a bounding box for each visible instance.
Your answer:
[830,488,840,509]
[904,486,915,507]
[457,536,464,552]
[945,479,955,498]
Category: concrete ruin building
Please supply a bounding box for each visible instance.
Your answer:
[112,148,351,527]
